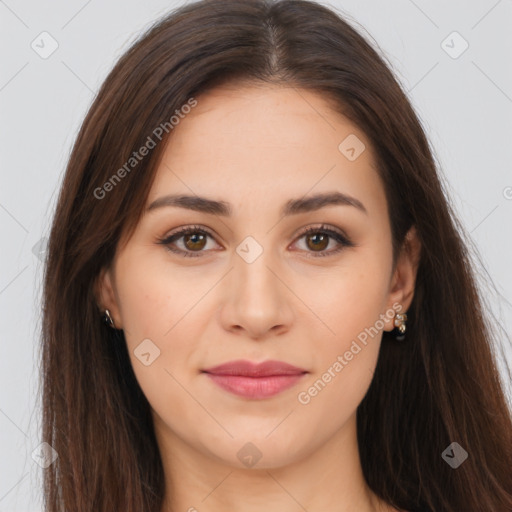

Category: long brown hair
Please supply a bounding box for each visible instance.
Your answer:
[40,1,512,510]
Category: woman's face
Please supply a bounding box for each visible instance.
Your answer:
[98,83,417,469]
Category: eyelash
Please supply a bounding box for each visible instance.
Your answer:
[157,223,354,258]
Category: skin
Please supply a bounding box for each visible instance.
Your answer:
[96,83,421,512]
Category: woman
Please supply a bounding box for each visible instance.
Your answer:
[40,0,512,511]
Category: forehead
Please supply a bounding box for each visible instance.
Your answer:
[147,83,386,218]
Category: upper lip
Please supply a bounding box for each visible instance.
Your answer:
[202,359,307,377]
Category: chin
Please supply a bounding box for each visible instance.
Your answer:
[199,431,312,470]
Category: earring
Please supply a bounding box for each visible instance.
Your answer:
[103,309,116,329]
[394,312,407,335]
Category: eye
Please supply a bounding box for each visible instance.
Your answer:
[157,224,219,258]
[291,224,354,258]
[157,223,354,258]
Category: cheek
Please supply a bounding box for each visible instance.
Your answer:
[112,250,204,399]
[305,254,391,348]
[296,251,391,405]
[115,247,208,344]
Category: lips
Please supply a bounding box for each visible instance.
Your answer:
[202,359,308,399]
[203,359,307,377]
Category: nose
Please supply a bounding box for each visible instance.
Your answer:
[218,244,294,341]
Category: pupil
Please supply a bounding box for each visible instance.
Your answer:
[309,233,327,250]
[186,233,205,249]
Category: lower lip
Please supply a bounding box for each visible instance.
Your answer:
[204,373,306,399]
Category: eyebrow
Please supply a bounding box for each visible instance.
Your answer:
[146,191,367,217]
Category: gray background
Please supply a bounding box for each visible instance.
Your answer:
[1,0,511,510]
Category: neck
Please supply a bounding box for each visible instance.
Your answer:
[155,412,392,512]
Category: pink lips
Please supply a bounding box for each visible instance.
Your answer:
[202,359,308,399]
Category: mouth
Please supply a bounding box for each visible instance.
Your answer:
[201,359,308,399]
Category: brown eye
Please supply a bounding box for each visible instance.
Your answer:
[293,225,354,258]
[158,225,218,258]
[183,232,207,251]
[305,232,329,252]
[159,224,354,259]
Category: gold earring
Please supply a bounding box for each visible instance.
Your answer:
[394,312,407,335]
[103,309,116,329]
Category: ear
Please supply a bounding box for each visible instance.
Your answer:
[383,226,421,332]
[94,266,123,329]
